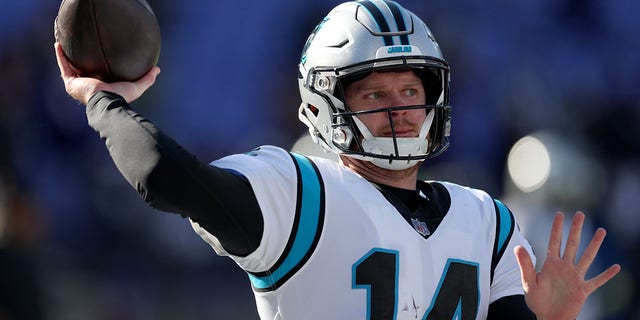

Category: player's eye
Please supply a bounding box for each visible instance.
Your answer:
[365,92,382,100]
[403,88,418,97]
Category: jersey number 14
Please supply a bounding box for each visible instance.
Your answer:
[353,248,479,320]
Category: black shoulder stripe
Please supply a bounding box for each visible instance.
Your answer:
[247,153,325,292]
[490,199,515,284]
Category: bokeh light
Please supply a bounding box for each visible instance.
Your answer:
[507,135,551,193]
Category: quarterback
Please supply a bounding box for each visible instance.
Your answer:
[55,1,619,319]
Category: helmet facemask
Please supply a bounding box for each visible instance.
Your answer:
[301,59,451,170]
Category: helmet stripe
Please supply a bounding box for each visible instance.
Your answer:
[358,0,394,46]
[384,0,410,45]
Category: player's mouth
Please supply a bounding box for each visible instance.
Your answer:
[383,128,417,137]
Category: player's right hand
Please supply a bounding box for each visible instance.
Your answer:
[54,42,160,104]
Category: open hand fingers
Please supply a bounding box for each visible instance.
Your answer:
[586,263,621,294]
[514,245,536,291]
[575,227,606,275]
[547,212,565,258]
[563,212,585,263]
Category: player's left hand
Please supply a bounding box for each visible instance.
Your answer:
[514,211,621,320]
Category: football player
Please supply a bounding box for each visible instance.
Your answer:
[54,1,619,319]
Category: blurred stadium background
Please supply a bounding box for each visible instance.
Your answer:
[0,0,638,319]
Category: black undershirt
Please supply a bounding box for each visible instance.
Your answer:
[86,91,263,257]
[85,91,535,319]
[375,181,451,239]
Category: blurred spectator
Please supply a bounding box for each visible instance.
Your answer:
[0,177,46,320]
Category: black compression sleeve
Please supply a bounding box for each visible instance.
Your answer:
[487,295,536,320]
[85,91,263,256]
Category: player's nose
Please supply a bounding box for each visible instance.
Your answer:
[387,95,410,117]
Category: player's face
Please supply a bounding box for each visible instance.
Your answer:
[343,70,427,138]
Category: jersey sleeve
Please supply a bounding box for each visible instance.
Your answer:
[191,146,300,273]
[489,199,536,303]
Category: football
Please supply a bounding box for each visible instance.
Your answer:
[54,0,161,82]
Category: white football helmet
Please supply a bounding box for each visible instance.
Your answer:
[298,0,452,170]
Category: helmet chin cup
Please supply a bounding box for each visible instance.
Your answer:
[369,157,421,171]
[350,110,433,170]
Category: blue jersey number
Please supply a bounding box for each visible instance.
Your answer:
[353,249,479,320]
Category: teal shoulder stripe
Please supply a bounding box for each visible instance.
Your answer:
[494,199,514,255]
[490,199,515,283]
[248,153,324,290]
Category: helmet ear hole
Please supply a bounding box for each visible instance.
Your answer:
[308,105,319,116]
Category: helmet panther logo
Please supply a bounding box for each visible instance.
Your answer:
[300,16,330,65]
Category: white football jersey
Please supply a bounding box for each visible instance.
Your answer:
[191,146,534,320]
